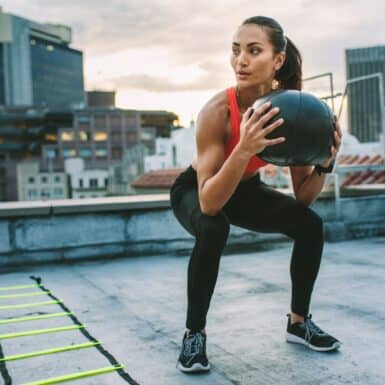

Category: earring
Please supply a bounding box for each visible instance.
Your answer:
[272,79,280,90]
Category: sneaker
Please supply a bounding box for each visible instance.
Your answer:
[176,331,211,372]
[286,313,342,352]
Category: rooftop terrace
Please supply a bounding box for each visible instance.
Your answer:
[0,236,384,384]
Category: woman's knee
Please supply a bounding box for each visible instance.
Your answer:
[297,206,324,237]
[194,211,230,239]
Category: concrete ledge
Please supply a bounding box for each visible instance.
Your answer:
[0,193,384,267]
[0,194,171,217]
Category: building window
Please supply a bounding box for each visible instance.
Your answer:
[126,115,137,127]
[61,131,75,141]
[28,177,35,184]
[89,178,98,187]
[78,131,90,142]
[111,132,121,143]
[54,187,63,196]
[79,178,83,188]
[94,131,107,141]
[45,149,57,159]
[41,188,50,198]
[30,39,36,45]
[27,189,37,199]
[63,149,77,158]
[54,176,61,183]
[41,176,48,183]
[127,132,138,142]
[44,133,57,142]
[46,44,54,51]
[111,147,122,160]
[94,115,106,128]
[111,116,122,129]
[104,178,108,187]
[172,145,177,166]
[140,131,153,141]
[77,115,90,124]
[79,148,92,158]
[95,148,107,157]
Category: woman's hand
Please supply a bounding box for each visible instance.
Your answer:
[319,114,343,168]
[238,102,285,157]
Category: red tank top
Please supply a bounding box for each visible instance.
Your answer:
[224,87,268,173]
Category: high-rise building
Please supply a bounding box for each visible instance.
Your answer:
[0,7,84,108]
[345,45,385,142]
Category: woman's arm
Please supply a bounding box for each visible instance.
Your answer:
[196,94,284,216]
[289,115,342,206]
[196,98,251,216]
[289,165,327,206]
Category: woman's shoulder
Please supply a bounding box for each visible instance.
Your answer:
[197,89,230,127]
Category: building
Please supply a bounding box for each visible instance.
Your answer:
[144,137,174,172]
[108,143,148,196]
[65,158,108,199]
[0,7,84,108]
[0,106,73,201]
[345,45,385,142]
[40,108,154,172]
[17,159,68,201]
[140,110,180,138]
[87,91,115,108]
[0,104,179,201]
[144,121,196,172]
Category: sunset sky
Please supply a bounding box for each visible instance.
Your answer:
[2,0,385,127]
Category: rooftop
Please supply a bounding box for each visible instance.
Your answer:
[0,236,384,384]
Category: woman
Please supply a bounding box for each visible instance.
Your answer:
[170,15,342,373]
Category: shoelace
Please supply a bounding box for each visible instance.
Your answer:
[303,314,325,342]
[183,332,204,357]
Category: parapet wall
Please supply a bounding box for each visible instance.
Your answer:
[0,193,385,267]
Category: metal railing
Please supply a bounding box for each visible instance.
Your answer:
[303,72,385,220]
[333,73,385,219]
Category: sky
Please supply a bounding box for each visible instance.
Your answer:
[2,0,385,127]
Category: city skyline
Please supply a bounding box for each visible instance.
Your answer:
[1,1,385,126]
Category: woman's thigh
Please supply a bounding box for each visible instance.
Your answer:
[170,184,201,237]
[223,179,313,238]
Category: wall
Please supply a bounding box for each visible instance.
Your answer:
[0,193,385,267]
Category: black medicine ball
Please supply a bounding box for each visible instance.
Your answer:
[252,90,335,166]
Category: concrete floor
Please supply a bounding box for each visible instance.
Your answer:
[0,236,384,385]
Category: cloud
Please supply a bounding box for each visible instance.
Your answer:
[2,0,385,95]
[106,60,232,92]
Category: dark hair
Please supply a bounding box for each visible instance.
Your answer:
[241,16,302,90]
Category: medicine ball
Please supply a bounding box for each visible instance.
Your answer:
[252,90,335,166]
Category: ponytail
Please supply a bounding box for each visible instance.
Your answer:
[276,36,302,91]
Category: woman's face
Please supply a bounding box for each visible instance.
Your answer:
[230,24,285,88]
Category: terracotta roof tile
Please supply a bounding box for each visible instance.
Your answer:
[132,167,186,189]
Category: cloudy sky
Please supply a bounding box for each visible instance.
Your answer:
[2,0,385,126]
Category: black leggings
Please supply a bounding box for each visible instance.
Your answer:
[170,165,324,332]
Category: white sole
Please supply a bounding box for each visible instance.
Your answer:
[286,332,341,352]
[177,361,211,373]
